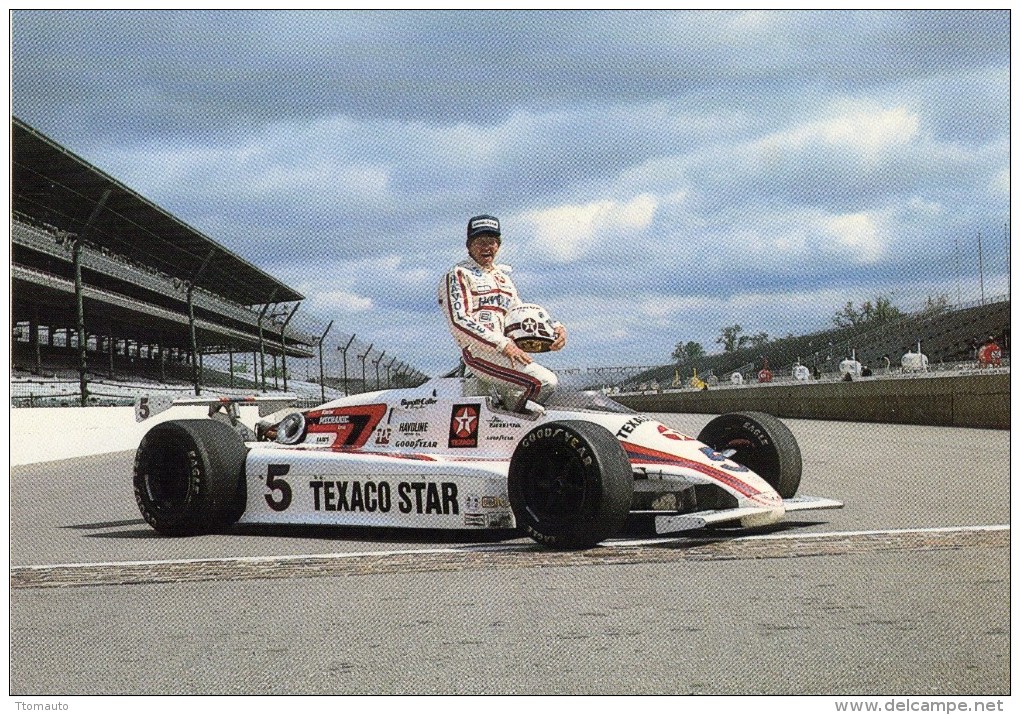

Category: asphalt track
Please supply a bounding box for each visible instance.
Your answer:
[9,414,1010,695]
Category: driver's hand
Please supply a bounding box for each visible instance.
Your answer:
[550,325,567,351]
[502,341,533,367]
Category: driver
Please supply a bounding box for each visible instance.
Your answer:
[438,214,566,412]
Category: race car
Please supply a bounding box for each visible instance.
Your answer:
[132,377,842,549]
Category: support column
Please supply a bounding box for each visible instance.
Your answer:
[279,302,300,394]
[72,239,88,406]
[187,283,201,395]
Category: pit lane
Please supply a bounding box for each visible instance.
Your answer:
[10,415,1010,694]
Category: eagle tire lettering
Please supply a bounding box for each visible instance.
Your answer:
[132,419,247,536]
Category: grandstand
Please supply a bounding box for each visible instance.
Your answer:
[11,117,426,405]
[615,296,1010,392]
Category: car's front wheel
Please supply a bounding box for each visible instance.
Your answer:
[509,420,634,549]
[133,419,248,536]
[697,411,802,498]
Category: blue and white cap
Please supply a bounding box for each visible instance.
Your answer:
[466,214,501,241]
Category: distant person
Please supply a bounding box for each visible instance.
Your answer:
[977,334,1002,368]
[438,214,566,412]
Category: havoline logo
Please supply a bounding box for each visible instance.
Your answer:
[448,404,480,448]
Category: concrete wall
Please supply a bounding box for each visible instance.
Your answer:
[11,405,263,467]
[617,373,1009,430]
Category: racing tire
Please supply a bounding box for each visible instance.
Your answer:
[509,420,634,550]
[133,419,248,536]
[697,411,801,498]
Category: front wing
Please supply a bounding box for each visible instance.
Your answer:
[653,495,844,534]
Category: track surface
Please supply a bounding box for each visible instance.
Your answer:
[10,415,1010,695]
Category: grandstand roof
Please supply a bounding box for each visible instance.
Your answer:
[11,117,303,306]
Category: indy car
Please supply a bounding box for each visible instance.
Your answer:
[133,378,842,549]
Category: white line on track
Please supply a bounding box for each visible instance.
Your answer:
[607,523,1011,548]
[15,523,1009,572]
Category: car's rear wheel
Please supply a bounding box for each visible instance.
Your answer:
[133,419,247,536]
[697,411,801,498]
[509,420,634,549]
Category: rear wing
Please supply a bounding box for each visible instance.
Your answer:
[134,395,296,423]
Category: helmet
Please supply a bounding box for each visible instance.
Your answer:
[505,303,556,352]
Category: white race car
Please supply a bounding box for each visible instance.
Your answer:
[133,377,842,549]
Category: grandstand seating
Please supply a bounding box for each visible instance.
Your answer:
[622,297,1010,390]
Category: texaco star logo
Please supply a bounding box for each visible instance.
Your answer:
[522,317,538,333]
[454,407,477,437]
[657,424,689,441]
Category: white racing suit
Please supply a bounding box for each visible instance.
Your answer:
[438,259,558,411]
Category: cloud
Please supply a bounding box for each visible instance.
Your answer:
[821,212,885,264]
[308,290,373,314]
[523,194,657,263]
[10,10,1010,375]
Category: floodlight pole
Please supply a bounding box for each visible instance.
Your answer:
[374,350,386,391]
[71,187,111,405]
[72,237,89,406]
[256,303,272,393]
[318,320,334,403]
[338,335,356,396]
[386,356,397,388]
[358,343,373,395]
[279,302,300,393]
[977,230,985,305]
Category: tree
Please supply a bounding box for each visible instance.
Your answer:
[832,294,904,328]
[921,293,950,316]
[717,324,748,352]
[671,340,706,365]
[745,331,769,349]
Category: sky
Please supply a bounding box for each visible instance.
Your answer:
[10,10,1012,378]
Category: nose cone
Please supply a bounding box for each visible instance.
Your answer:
[738,488,785,527]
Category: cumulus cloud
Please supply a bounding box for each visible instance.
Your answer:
[10,10,1010,374]
[821,212,885,264]
[523,194,657,263]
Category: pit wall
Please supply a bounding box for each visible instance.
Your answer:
[10,405,263,467]
[616,373,1009,430]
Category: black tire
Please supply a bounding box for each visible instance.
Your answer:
[697,411,801,498]
[133,419,248,536]
[509,420,634,549]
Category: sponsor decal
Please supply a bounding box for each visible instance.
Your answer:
[393,438,438,448]
[615,415,650,439]
[484,434,516,442]
[373,426,392,445]
[487,416,522,430]
[657,424,692,441]
[480,495,509,509]
[319,415,351,425]
[519,426,593,467]
[698,446,748,471]
[400,397,438,409]
[471,217,499,232]
[398,421,429,434]
[449,404,481,448]
[486,512,514,528]
[305,404,387,449]
[308,480,459,515]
